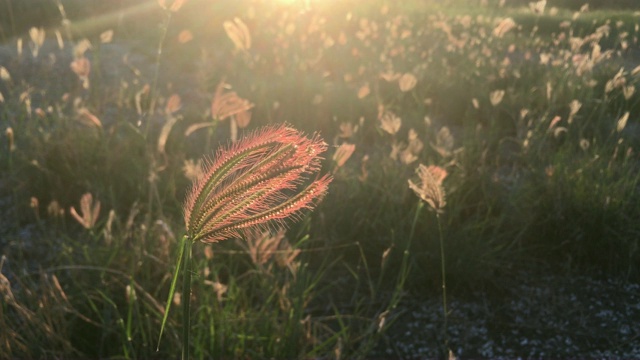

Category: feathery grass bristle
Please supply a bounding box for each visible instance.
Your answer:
[184,125,332,243]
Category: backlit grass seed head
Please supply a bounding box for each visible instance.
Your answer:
[223,17,251,51]
[409,164,447,212]
[184,125,332,243]
[70,193,101,230]
[0,66,11,82]
[157,0,187,12]
[493,17,516,38]
[5,127,15,152]
[398,73,417,92]
[379,111,402,135]
[210,80,254,121]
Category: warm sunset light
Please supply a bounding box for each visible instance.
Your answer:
[2,0,640,358]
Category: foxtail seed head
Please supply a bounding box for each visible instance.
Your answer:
[408,164,447,213]
[184,125,332,243]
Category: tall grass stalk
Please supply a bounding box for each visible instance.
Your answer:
[408,163,449,353]
[157,125,332,358]
[436,212,448,350]
[181,237,192,360]
[157,235,187,352]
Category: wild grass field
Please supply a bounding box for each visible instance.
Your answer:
[1,0,640,358]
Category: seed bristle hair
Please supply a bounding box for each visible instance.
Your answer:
[183,124,331,244]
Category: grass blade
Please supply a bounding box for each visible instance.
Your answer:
[156,234,188,351]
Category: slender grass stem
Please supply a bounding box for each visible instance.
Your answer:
[182,238,192,360]
[398,201,424,293]
[436,213,448,349]
[7,152,12,176]
[157,235,188,352]
[409,201,424,248]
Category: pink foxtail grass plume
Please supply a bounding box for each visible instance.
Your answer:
[158,124,332,358]
[183,124,332,243]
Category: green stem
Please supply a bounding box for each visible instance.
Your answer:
[157,235,187,352]
[388,202,423,298]
[408,201,424,250]
[182,238,192,360]
[436,213,448,349]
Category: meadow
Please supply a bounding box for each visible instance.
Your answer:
[1,0,640,358]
